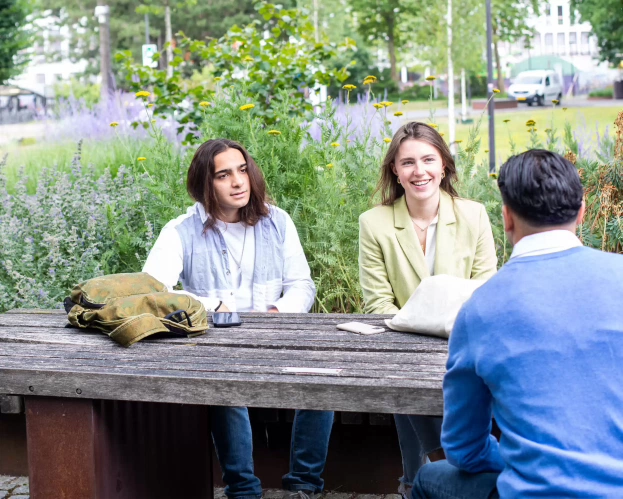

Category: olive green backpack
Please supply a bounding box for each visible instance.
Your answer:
[64,273,209,347]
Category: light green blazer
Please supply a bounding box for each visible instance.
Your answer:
[359,191,498,314]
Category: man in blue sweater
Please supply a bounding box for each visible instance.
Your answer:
[412,149,623,498]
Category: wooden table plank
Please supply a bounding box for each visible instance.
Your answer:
[0,310,447,415]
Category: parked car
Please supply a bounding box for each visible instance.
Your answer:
[507,70,563,106]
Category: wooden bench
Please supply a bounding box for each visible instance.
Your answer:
[0,309,447,499]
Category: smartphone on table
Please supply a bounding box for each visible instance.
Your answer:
[212,312,242,328]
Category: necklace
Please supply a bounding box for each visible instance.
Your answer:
[411,218,434,232]
[227,224,247,270]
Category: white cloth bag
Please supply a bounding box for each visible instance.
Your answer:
[385,275,486,338]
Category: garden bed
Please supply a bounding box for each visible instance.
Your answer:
[472,99,518,110]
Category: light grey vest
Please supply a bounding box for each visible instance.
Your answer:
[175,204,287,311]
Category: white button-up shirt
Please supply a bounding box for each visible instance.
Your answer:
[510,230,582,259]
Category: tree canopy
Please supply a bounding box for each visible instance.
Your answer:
[0,0,31,84]
[572,0,623,66]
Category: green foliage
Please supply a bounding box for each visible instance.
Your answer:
[572,0,623,66]
[116,2,354,136]
[2,78,622,314]
[53,79,101,109]
[0,0,31,84]
[589,87,614,98]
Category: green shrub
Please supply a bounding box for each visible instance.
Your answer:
[1,75,621,314]
[589,87,614,98]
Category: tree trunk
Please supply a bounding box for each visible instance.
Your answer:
[494,39,504,92]
[165,0,173,78]
[387,16,398,83]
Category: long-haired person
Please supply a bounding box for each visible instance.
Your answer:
[358,122,497,497]
[143,139,333,499]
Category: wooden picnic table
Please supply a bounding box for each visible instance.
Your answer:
[0,309,447,499]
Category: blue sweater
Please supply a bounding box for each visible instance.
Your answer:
[442,247,623,497]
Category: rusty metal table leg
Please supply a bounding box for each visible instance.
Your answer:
[25,397,213,499]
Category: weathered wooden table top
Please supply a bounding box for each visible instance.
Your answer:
[0,310,448,415]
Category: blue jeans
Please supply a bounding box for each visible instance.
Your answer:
[211,407,334,498]
[394,414,443,489]
[412,460,499,499]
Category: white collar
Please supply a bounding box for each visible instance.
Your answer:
[193,202,209,225]
[510,230,582,259]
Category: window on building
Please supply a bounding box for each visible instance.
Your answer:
[580,31,590,54]
[569,32,577,54]
[534,33,542,52]
[557,33,566,54]
[545,4,551,17]
[557,5,564,25]
[544,33,554,54]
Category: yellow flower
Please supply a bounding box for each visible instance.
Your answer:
[489,172,498,179]
[401,100,409,105]
[484,149,489,153]
[552,99,560,105]
[562,107,568,111]
[137,157,147,162]
[373,103,384,110]
[383,138,392,144]
[151,119,156,124]
[199,101,211,108]
[425,75,436,81]
[326,163,334,169]
[147,103,155,108]
[243,56,254,63]
[342,84,357,91]
[363,75,378,83]
[394,111,404,117]
[239,103,255,111]
[331,142,340,148]
[526,120,536,127]
[135,91,151,98]
[503,119,510,123]
[214,77,223,82]
[428,123,438,129]
[380,101,393,107]
[109,122,119,127]
[267,130,281,136]
[455,139,463,144]
[493,88,501,94]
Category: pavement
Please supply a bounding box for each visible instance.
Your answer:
[0,476,401,499]
[0,476,29,499]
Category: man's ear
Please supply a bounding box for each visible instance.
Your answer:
[502,205,514,234]
[577,199,586,226]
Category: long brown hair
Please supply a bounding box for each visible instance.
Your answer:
[376,122,458,205]
[187,139,271,230]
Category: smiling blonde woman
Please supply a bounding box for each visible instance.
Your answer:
[358,122,498,497]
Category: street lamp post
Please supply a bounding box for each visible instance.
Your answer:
[486,0,496,172]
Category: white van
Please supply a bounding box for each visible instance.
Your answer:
[507,70,563,106]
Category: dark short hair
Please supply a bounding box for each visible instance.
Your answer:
[187,139,270,231]
[497,149,583,226]
[377,122,458,205]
